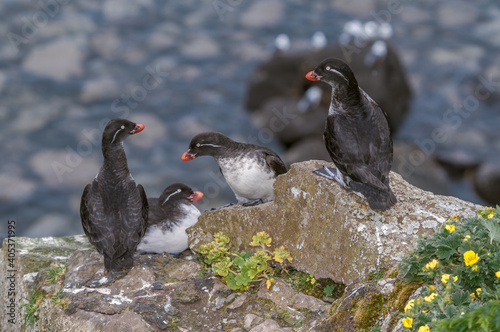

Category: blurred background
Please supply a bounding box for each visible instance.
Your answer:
[1,0,500,241]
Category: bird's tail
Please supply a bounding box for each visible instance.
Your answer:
[350,181,397,211]
[104,253,134,273]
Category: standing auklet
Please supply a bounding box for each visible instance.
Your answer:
[181,132,287,206]
[137,183,203,255]
[305,58,397,210]
[80,118,148,273]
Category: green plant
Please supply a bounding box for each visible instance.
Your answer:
[398,207,500,331]
[199,232,292,290]
[324,284,336,297]
[45,263,66,284]
[21,288,44,329]
[22,263,69,329]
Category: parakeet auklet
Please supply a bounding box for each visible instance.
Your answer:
[181,132,287,206]
[137,183,203,255]
[80,118,148,273]
[305,58,397,210]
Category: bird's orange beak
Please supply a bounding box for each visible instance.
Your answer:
[305,71,320,81]
[188,191,204,202]
[181,150,195,161]
[130,123,145,134]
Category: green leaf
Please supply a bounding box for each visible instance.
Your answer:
[435,244,455,260]
[480,219,500,244]
[451,291,469,306]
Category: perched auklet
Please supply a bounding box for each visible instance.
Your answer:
[80,118,148,273]
[305,58,397,210]
[137,183,203,255]
[181,132,287,206]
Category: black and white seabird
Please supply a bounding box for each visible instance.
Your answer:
[80,118,148,273]
[137,183,203,255]
[305,58,397,210]
[181,132,287,206]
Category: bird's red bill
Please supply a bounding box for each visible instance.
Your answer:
[181,151,194,161]
[305,71,320,81]
[188,191,204,202]
[131,123,145,134]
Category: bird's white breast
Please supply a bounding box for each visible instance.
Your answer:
[137,204,201,255]
[218,155,276,204]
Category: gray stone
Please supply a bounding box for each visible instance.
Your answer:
[188,160,482,285]
[244,313,263,329]
[249,319,291,332]
[289,293,329,312]
[376,278,397,296]
[257,278,296,306]
[227,293,247,309]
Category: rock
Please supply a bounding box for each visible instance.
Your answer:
[257,278,296,306]
[473,159,500,206]
[376,278,397,296]
[227,293,247,309]
[249,318,291,332]
[188,160,482,285]
[22,38,86,81]
[244,313,263,329]
[289,293,329,312]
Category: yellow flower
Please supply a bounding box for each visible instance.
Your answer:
[461,312,465,315]
[424,293,438,303]
[488,213,494,218]
[496,271,500,278]
[418,325,430,332]
[445,224,455,233]
[453,276,458,282]
[470,293,476,301]
[428,285,436,290]
[476,288,482,295]
[404,299,415,313]
[451,214,459,222]
[441,274,450,284]
[424,259,439,271]
[463,235,471,241]
[402,317,413,328]
[463,251,480,266]
[472,265,478,271]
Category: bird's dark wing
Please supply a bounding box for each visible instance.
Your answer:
[80,181,115,257]
[262,150,287,176]
[325,105,392,191]
[137,184,149,237]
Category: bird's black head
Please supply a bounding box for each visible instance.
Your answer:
[158,183,203,209]
[305,58,358,89]
[181,132,233,161]
[102,118,145,149]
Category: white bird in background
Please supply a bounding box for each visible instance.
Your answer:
[378,22,393,40]
[297,86,323,113]
[274,33,291,56]
[339,20,364,45]
[311,31,327,50]
[365,40,388,68]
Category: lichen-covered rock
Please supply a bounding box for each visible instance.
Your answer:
[0,236,332,332]
[188,160,482,285]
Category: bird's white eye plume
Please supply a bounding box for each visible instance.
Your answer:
[162,189,182,205]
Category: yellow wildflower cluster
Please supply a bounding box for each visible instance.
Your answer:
[404,299,415,313]
[402,317,413,328]
[496,271,500,278]
[441,274,450,284]
[444,224,455,233]
[463,250,480,266]
[423,259,439,271]
[424,293,438,303]
[418,325,430,332]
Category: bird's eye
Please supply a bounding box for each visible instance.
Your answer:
[196,143,200,147]
[121,125,125,129]
[326,66,331,71]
